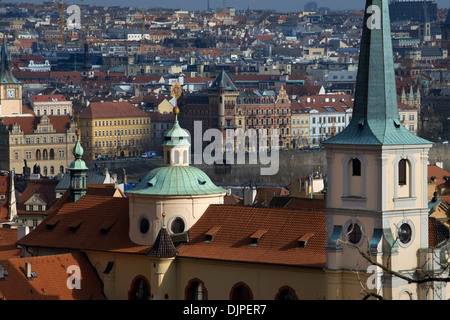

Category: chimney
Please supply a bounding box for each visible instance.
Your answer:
[243,188,257,206]
[25,262,31,279]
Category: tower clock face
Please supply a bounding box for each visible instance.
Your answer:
[7,89,14,98]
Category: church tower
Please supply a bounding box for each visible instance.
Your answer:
[127,107,226,247]
[441,7,450,51]
[0,37,22,116]
[323,0,433,300]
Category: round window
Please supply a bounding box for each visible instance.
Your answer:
[399,223,412,244]
[347,223,362,245]
[170,217,185,234]
[139,217,150,235]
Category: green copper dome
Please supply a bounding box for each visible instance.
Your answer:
[129,107,225,196]
[127,166,226,196]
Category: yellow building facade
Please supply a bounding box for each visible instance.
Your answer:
[78,101,152,160]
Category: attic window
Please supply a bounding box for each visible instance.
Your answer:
[205,226,221,242]
[100,222,114,235]
[250,230,267,246]
[393,119,401,128]
[69,220,83,232]
[298,233,314,248]
[198,179,207,185]
[45,216,61,231]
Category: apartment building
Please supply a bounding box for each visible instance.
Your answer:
[297,94,353,146]
[0,115,77,175]
[78,101,152,160]
[30,94,73,116]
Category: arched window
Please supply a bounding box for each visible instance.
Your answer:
[128,276,151,300]
[174,150,179,164]
[60,166,64,174]
[230,282,253,300]
[183,150,188,164]
[275,286,298,300]
[36,149,41,160]
[398,159,407,185]
[347,222,362,245]
[43,149,48,160]
[352,158,361,176]
[50,166,54,175]
[185,279,207,300]
[49,149,55,160]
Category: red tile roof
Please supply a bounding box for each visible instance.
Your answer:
[0,252,105,300]
[0,175,11,223]
[16,195,150,255]
[177,205,326,268]
[428,165,450,184]
[0,228,21,260]
[1,115,73,134]
[79,101,150,119]
[31,95,67,103]
[17,179,59,214]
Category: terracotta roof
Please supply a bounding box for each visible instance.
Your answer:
[31,95,67,103]
[253,187,290,205]
[17,179,59,214]
[0,175,11,223]
[132,75,163,84]
[0,228,21,260]
[177,205,326,268]
[79,101,150,119]
[1,115,73,134]
[0,252,106,300]
[223,193,243,205]
[16,195,151,255]
[428,165,450,184]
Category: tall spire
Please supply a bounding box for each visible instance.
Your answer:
[0,36,20,84]
[323,0,430,146]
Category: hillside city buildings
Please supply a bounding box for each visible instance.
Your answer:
[0,0,449,303]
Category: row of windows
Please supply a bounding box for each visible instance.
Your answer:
[351,158,409,186]
[245,108,289,116]
[246,118,289,126]
[312,116,348,124]
[15,149,65,160]
[36,108,69,116]
[292,118,309,125]
[129,277,298,300]
[14,135,74,145]
[93,128,150,137]
[92,119,150,126]
[93,138,149,148]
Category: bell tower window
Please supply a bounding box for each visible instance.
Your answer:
[352,158,361,176]
[398,159,407,186]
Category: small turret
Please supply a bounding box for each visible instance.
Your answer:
[67,129,88,202]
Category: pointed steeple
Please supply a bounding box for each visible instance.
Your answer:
[323,0,430,146]
[147,213,177,258]
[209,69,238,92]
[68,129,88,202]
[0,36,20,84]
